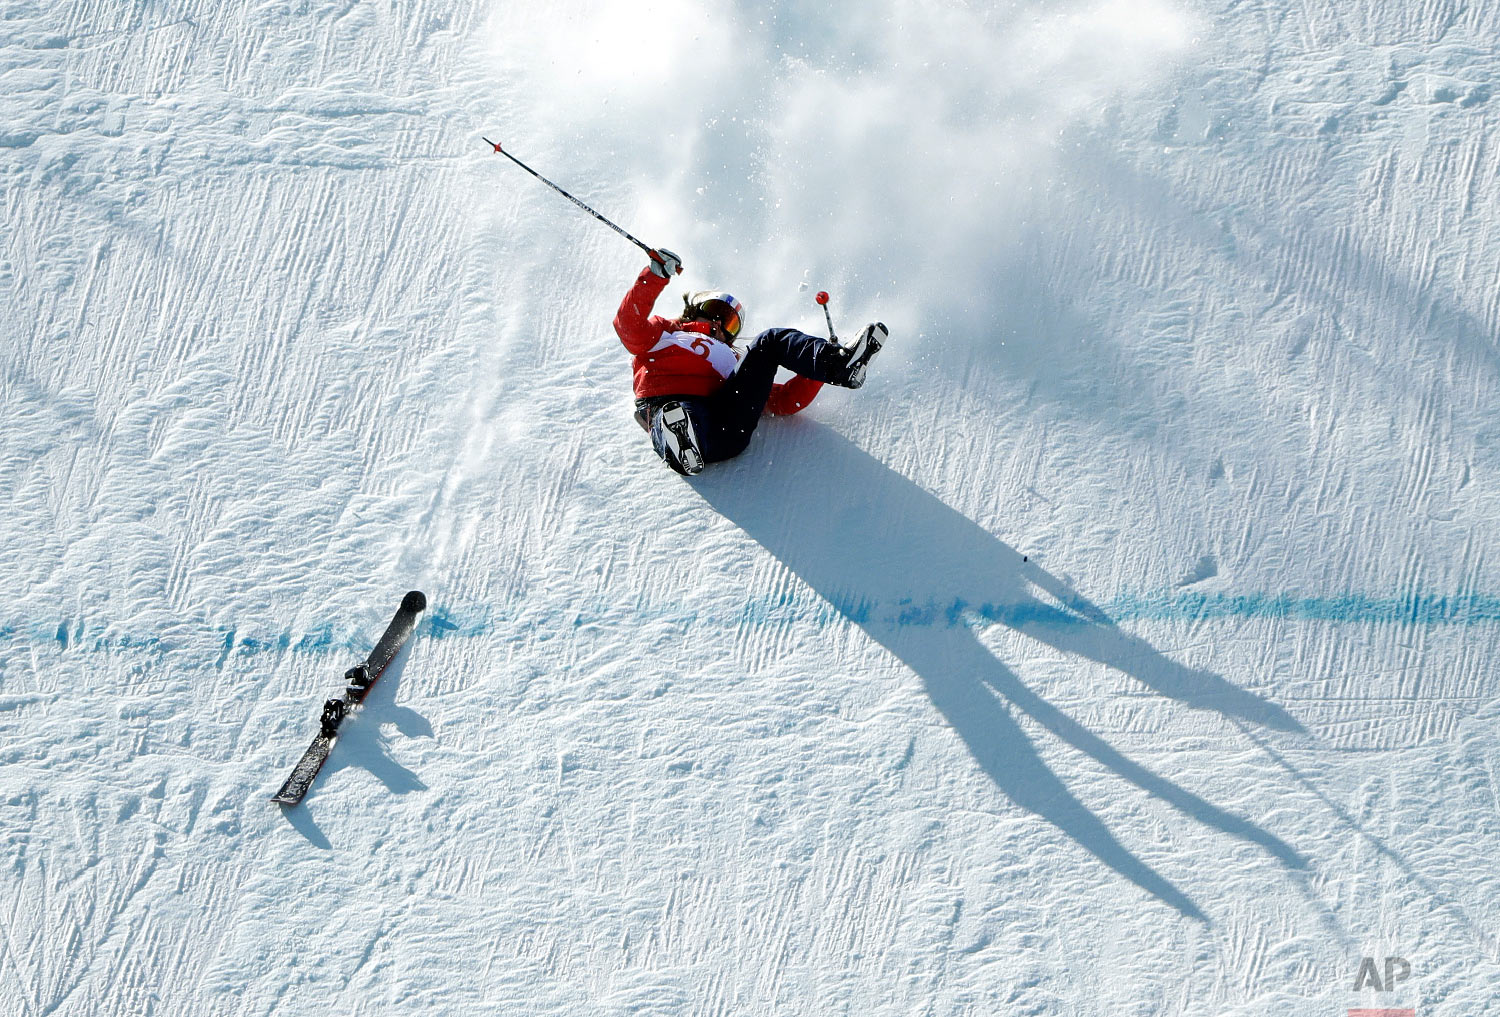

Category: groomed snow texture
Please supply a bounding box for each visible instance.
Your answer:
[3,0,1499,1014]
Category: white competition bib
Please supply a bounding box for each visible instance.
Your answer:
[650,329,741,379]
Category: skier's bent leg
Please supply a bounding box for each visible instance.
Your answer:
[641,397,756,471]
[644,399,706,476]
[738,325,885,388]
[739,327,848,384]
[701,327,838,430]
[690,339,800,461]
[688,327,865,463]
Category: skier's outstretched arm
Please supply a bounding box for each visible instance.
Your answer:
[613,265,673,354]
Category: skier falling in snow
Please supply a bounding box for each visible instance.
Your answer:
[614,248,887,475]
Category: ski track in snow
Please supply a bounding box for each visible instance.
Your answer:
[2,0,1499,1014]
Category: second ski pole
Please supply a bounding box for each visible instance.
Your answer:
[815,290,837,342]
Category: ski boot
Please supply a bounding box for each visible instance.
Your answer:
[649,401,704,476]
[837,322,886,389]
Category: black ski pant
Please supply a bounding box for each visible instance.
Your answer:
[637,327,845,464]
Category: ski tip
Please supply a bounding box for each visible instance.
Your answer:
[402,590,427,613]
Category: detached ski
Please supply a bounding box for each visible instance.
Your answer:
[272,590,427,806]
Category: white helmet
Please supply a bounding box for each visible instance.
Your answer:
[681,290,745,339]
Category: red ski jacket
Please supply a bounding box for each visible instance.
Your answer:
[613,266,821,414]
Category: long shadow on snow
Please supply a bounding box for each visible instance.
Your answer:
[694,423,1308,921]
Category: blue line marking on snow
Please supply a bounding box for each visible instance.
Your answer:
[1110,591,1500,626]
[0,593,1497,661]
[0,610,490,662]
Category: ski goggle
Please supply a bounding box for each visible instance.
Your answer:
[684,294,743,339]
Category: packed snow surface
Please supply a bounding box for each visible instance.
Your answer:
[3,0,1499,1013]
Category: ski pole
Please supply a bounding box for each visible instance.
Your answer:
[482,137,666,265]
[815,290,838,342]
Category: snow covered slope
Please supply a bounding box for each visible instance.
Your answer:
[2,0,1498,1013]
